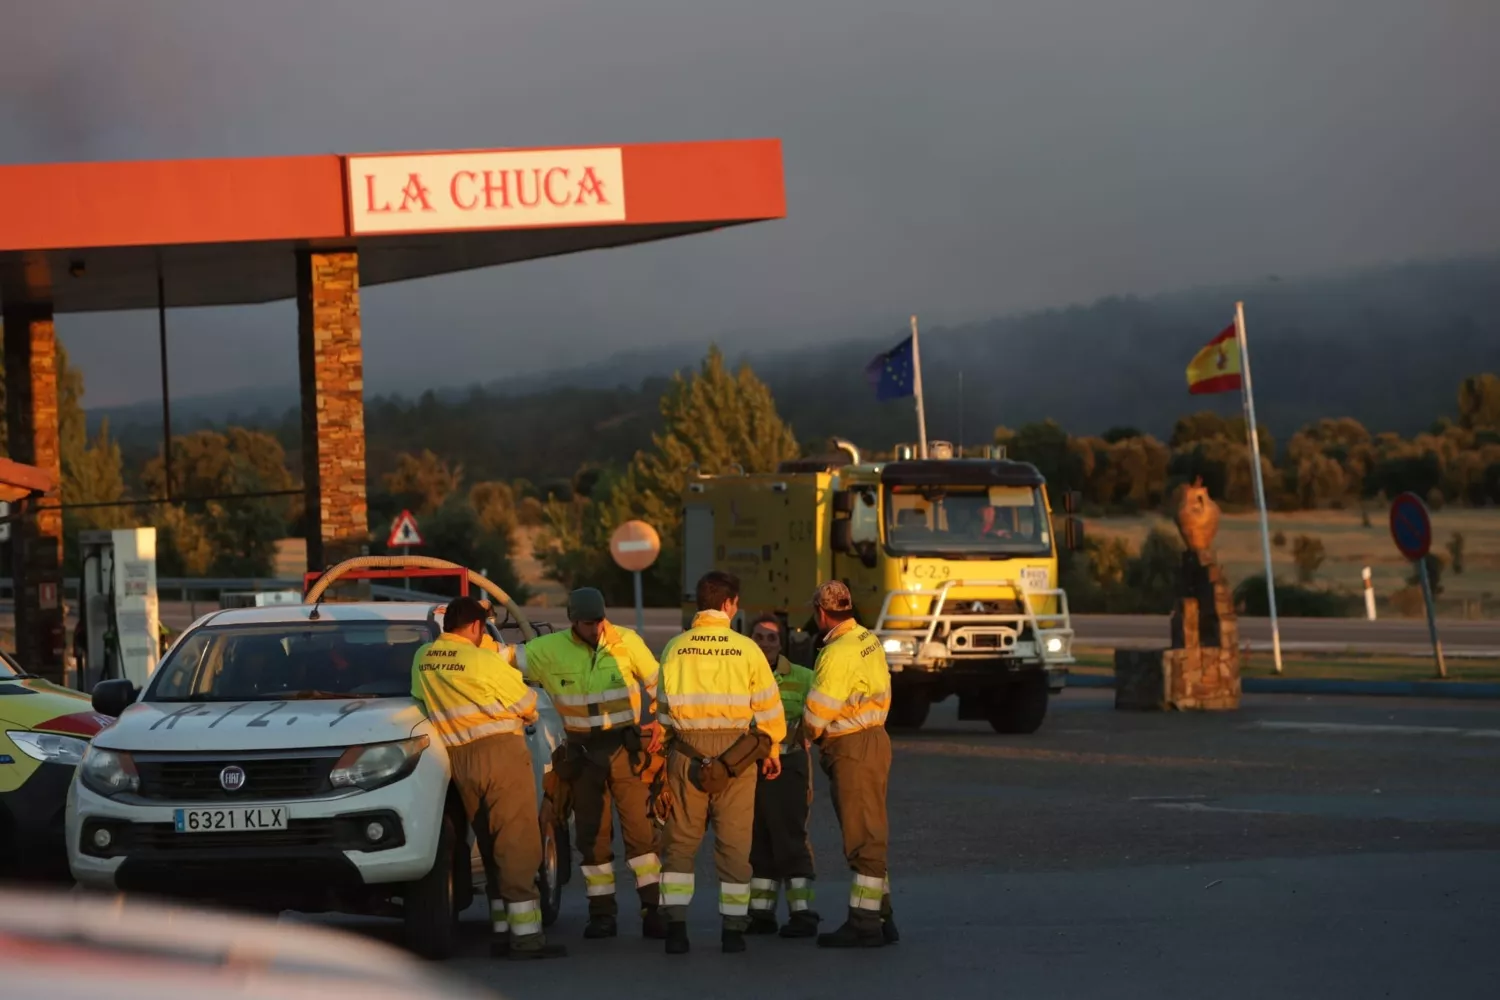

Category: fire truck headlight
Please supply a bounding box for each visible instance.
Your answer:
[882,637,915,657]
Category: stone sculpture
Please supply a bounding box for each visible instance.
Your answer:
[1114,480,1242,711]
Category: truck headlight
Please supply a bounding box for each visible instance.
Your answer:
[1045,636,1069,655]
[7,731,88,767]
[882,637,916,657]
[79,747,140,797]
[330,736,430,791]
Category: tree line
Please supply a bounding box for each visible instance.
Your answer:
[11,333,1498,609]
[996,369,1500,516]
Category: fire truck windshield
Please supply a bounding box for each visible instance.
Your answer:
[882,484,1052,558]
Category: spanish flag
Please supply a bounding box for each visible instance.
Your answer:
[1185,324,1243,395]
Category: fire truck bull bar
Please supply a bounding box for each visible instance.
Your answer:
[872,579,1075,672]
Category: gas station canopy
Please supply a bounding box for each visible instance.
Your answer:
[0,139,785,311]
[0,458,56,504]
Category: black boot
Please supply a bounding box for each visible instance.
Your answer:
[584,914,618,939]
[780,911,821,939]
[722,928,747,954]
[665,921,690,955]
[641,905,668,940]
[817,918,884,949]
[882,915,900,944]
[747,913,780,935]
[508,940,569,960]
[489,933,511,958]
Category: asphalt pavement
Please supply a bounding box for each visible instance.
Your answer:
[300,689,1500,998]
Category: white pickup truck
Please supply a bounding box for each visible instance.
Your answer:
[66,598,568,960]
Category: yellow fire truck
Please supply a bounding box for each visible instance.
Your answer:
[680,440,1084,734]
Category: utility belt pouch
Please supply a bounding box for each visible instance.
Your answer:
[672,738,729,796]
[621,725,644,754]
[621,724,646,774]
[718,729,772,777]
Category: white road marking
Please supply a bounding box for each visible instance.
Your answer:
[1152,802,1276,815]
[1249,721,1500,739]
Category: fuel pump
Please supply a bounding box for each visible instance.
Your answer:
[78,528,160,690]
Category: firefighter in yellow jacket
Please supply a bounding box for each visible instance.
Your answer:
[803,580,898,949]
[523,587,667,941]
[411,596,566,960]
[657,571,786,955]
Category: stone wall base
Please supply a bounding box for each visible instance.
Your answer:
[1114,647,1242,711]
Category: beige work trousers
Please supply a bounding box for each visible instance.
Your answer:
[448,733,546,945]
[571,737,663,916]
[820,725,894,930]
[658,730,758,931]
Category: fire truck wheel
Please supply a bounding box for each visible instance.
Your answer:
[987,674,1048,734]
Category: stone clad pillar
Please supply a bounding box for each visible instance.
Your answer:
[3,302,65,681]
[296,251,369,572]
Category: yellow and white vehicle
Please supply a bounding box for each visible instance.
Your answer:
[681,440,1084,734]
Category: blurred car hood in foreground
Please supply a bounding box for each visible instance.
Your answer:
[0,887,499,999]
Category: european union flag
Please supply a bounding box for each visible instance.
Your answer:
[865,336,915,401]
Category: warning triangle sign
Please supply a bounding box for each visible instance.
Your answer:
[388,510,424,548]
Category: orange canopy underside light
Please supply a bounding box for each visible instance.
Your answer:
[0,457,57,504]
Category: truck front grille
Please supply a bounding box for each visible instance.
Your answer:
[135,754,338,802]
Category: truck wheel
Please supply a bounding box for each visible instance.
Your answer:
[404,813,459,960]
[537,819,563,927]
[885,688,931,730]
[988,675,1049,735]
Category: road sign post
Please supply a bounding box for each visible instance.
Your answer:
[1389,492,1445,679]
[610,521,661,634]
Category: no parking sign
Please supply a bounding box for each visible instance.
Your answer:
[1388,491,1444,678]
[1388,492,1432,562]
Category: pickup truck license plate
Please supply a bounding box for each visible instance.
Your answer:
[174,807,289,833]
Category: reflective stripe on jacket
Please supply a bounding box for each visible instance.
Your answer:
[803,619,891,742]
[658,610,787,758]
[523,622,659,735]
[479,632,520,667]
[773,655,814,746]
[411,632,539,748]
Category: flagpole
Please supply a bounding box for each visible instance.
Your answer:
[910,314,929,459]
[1235,301,1283,675]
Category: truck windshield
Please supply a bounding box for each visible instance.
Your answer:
[883,484,1052,557]
[145,621,439,703]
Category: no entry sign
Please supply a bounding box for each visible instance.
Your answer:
[1388,492,1432,562]
[610,520,661,573]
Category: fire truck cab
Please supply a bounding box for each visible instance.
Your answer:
[680,440,1084,734]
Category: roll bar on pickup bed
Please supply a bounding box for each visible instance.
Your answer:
[303,555,537,640]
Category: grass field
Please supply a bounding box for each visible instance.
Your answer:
[1088,507,1500,620]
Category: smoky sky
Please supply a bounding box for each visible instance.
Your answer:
[2,0,1497,408]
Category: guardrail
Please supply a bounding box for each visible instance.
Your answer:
[0,577,454,606]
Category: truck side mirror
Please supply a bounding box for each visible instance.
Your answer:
[92,678,139,718]
[832,491,854,516]
[1064,491,1082,515]
[831,519,853,553]
[1066,517,1086,552]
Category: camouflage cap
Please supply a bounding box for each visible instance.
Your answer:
[813,580,854,612]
